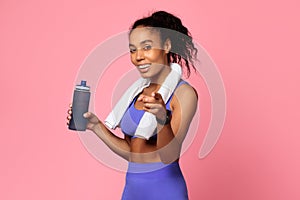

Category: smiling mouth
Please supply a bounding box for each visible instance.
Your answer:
[138,64,151,69]
[137,64,151,73]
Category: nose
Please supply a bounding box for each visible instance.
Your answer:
[135,49,144,62]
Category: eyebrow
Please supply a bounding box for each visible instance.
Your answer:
[129,40,153,47]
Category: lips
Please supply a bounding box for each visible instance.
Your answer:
[138,64,151,69]
[138,64,151,73]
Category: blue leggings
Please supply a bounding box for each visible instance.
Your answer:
[121,162,189,200]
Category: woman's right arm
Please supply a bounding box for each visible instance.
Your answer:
[83,112,131,161]
[67,105,131,161]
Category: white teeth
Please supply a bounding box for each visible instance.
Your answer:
[138,64,150,69]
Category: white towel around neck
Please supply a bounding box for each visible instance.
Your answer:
[104,63,182,140]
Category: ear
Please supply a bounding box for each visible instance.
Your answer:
[163,38,171,54]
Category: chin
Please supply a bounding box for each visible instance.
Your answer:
[139,71,152,78]
[138,69,160,80]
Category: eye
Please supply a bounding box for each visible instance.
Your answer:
[143,45,152,51]
[129,48,136,53]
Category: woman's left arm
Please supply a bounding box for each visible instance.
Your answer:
[157,84,198,163]
[134,84,198,163]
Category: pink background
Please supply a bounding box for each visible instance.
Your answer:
[1,0,299,199]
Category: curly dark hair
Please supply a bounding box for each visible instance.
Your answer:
[130,11,198,77]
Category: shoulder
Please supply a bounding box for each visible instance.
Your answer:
[170,80,198,110]
[175,80,198,100]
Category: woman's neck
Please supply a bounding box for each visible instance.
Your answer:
[150,64,172,85]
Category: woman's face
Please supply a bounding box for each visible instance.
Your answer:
[129,27,169,80]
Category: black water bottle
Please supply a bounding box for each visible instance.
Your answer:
[69,80,90,131]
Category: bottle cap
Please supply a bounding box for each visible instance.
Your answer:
[75,80,90,91]
[81,80,87,87]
